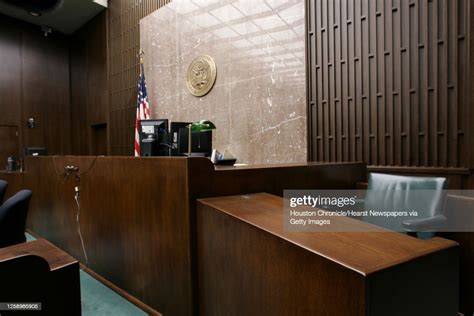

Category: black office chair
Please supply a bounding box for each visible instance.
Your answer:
[362,173,447,239]
[0,190,32,248]
[0,180,7,205]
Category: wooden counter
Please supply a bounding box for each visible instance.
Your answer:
[197,193,459,316]
[21,156,366,315]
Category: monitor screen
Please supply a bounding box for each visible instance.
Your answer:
[24,147,48,156]
[178,127,212,157]
[170,122,190,156]
[138,119,169,156]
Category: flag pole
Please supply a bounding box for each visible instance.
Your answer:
[188,124,192,156]
[135,49,149,157]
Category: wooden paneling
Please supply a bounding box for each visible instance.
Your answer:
[23,156,366,315]
[197,193,459,316]
[0,18,21,128]
[24,156,190,315]
[0,126,19,168]
[0,14,71,158]
[70,35,88,155]
[107,0,171,155]
[470,1,474,171]
[306,0,472,170]
[70,12,109,155]
[21,27,71,154]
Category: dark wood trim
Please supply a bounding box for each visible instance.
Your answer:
[368,166,471,175]
[0,239,78,270]
[469,0,474,169]
[305,0,312,162]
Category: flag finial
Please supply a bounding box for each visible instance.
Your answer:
[138,50,145,64]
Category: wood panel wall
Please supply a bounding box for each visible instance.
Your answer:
[70,12,109,155]
[306,0,472,171]
[0,14,71,162]
[108,0,171,155]
[24,156,189,315]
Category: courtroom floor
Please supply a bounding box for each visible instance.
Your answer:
[25,233,147,316]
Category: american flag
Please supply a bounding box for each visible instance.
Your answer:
[134,63,151,156]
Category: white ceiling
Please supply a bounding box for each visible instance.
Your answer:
[0,0,107,34]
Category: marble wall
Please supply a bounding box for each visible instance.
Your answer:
[140,0,306,164]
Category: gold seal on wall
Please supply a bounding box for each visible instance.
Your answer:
[186,54,217,97]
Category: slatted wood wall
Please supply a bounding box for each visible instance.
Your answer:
[306,0,471,168]
[108,0,171,155]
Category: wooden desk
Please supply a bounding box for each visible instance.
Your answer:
[197,193,459,316]
[0,239,81,315]
[22,156,366,315]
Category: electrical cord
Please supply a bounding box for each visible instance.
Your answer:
[159,143,174,149]
[77,156,99,177]
[52,155,99,180]
[74,186,89,267]
[51,156,99,268]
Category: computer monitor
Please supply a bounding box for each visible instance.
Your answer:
[24,147,48,156]
[169,122,212,157]
[170,122,190,156]
[138,119,169,156]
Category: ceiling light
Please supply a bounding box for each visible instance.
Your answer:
[29,11,41,17]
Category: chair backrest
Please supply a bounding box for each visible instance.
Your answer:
[0,190,32,248]
[363,173,447,234]
[0,180,7,205]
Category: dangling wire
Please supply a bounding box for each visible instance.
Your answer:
[74,186,89,267]
[51,156,99,268]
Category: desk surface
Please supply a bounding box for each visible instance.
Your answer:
[0,239,77,271]
[198,193,458,276]
[213,161,364,170]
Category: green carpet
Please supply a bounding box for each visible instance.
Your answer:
[79,272,146,316]
[25,233,147,316]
